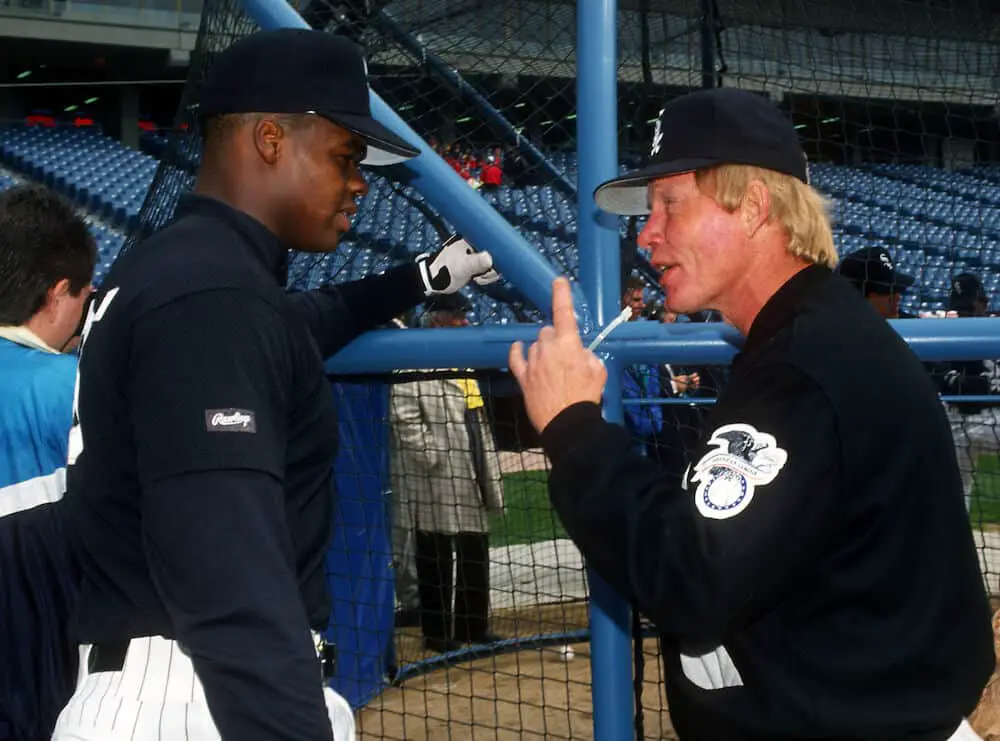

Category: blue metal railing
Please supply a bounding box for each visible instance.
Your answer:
[324,316,1000,374]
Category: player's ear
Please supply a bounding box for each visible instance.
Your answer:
[740,180,770,238]
[253,116,284,165]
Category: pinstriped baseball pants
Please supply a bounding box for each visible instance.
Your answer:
[49,636,355,741]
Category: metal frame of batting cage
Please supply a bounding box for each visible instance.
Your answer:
[235,0,1000,737]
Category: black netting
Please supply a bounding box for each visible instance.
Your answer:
[117,0,258,257]
[355,366,592,739]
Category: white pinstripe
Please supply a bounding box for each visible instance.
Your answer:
[74,661,102,725]
[90,671,115,729]
[49,636,357,741]
[157,641,174,741]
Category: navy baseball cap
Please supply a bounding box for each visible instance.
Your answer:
[595,88,809,216]
[837,246,915,295]
[949,272,987,313]
[200,28,419,167]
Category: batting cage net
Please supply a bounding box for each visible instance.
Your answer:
[23,0,991,737]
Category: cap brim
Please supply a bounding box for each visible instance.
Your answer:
[594,158,718,215]
[896,272,916,291]
[319,111,420,167]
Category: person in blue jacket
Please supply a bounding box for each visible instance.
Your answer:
[0,183,96,741]
[620,276,665,446]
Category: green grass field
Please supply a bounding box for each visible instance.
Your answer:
[491,457,1000,543]
[489,470,567,547]
[971,454,1000,528]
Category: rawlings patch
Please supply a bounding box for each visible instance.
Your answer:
[690,423,788,520]
[205,408,257,433]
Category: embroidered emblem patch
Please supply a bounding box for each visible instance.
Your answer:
[689,423,788,520]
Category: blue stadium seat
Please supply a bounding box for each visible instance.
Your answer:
[3,123,1000,316]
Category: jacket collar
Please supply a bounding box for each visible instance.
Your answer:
[0,325,60,354]
[738,264,833,361]
[174,193,288,284]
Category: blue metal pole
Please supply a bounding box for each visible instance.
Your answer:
[577,3,625,329]
[322,317,1000,374]
[238,0,562,316]
[587,356,635,741]
[576,0,635,738]
[885,317,1000,361]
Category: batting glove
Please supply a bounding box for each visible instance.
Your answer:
[416,235,500,296]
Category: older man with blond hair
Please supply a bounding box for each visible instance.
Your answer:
[509,88,993,741]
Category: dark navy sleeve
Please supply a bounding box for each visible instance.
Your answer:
[541,362,841,645]
[128,290,332,741]
[287,262,425,358]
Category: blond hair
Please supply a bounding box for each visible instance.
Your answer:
[695,164,838,269]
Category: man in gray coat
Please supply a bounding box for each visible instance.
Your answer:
[389,294,505,652]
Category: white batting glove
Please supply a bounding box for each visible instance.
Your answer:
[416,235,500,296]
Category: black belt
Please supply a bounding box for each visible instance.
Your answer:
[318,640,337,680]
[88,639,338,679]
[88,640,129,673]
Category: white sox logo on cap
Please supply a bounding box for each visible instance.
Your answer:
[650,109,665,158]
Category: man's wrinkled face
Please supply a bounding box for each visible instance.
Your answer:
[639,172,749,316]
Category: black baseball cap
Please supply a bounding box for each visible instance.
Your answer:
[200,28,420,167]
[594,88,809,216]
[837,246,915,295]
[949,272,987,313]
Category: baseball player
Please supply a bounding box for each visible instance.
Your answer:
[509,88,993,740]
[0,185,96,741]
[836,245,918,319]
[55,29,496,741]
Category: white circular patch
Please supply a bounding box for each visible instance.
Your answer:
[699,470,749,515]
[690,423,788,520]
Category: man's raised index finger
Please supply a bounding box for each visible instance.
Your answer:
[551,277,580,339]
